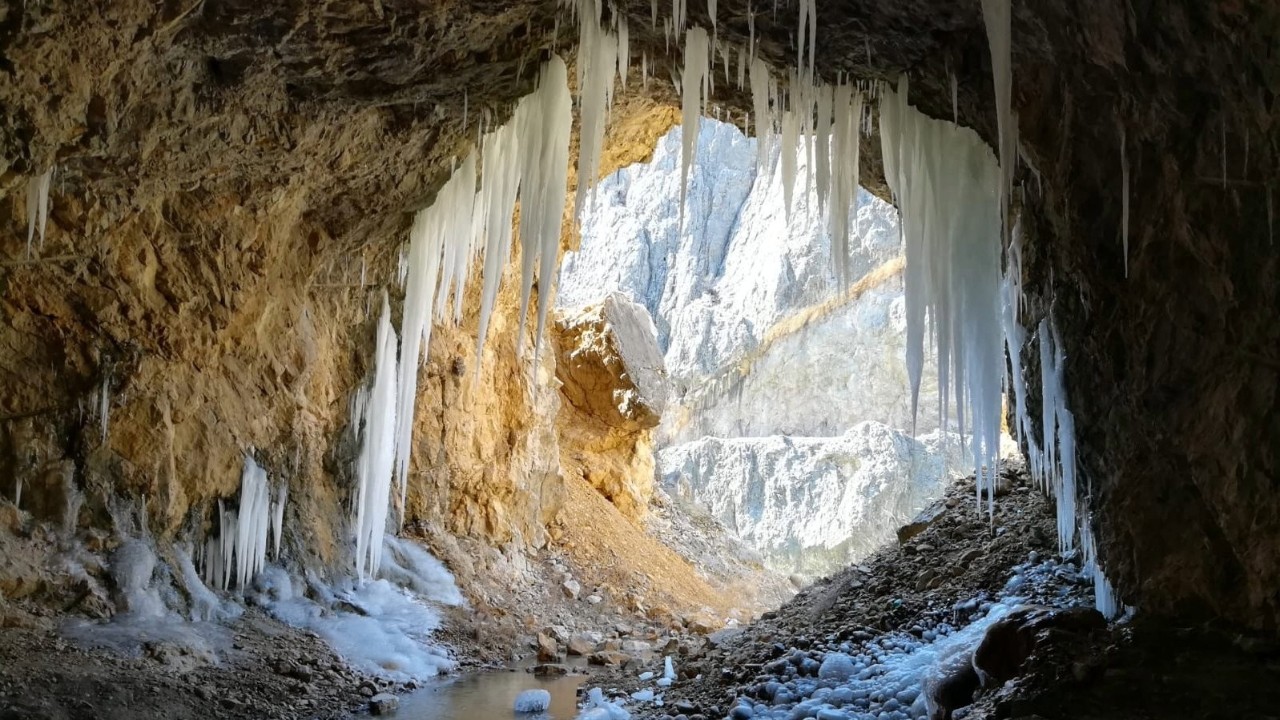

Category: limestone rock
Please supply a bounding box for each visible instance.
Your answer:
[566,634,597,656]
[587,650,631,666]
[561,579,582,600]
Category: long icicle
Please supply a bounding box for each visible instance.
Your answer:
[679,27,711,227]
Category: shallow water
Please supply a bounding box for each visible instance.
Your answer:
[395,662,589,720]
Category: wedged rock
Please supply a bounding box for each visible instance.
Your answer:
[553,294,670,520]
[554,293,669,432]
[897,500,947,545]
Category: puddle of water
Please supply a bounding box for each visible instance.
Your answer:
[393,662,589,720]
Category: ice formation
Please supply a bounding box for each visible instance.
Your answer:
[796,0,816,79]
[680,27,711,223]
[198,455,283,591]
[575,0,619,218]
[263,569,456,682]
[1003,215,1121,618]
[828,82,865,284]
[515,689,552,713]
[749,57,774,173]
[514,57,573,359]
[25,167,52,257]
[345,57,572,575]
[878,78,1004,511]
[353,294,400,579]
[577,687,631,720]
[232,456,277,590]
[98,375,110,444]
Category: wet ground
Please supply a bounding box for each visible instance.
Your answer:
[393,659,590,720]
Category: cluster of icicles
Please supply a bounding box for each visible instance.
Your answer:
[196,456,288,592]
[321,0,1119,617]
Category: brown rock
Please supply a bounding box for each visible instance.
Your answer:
[536,632,562,663]
[567,635,596,656]
[897,501,947,545]
[587,650,631,666]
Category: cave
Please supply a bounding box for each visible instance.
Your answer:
[2,0,1278,719]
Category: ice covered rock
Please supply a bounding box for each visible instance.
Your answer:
[515,689,552,713]
[369,693,399,715]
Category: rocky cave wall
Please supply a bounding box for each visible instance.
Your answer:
[3,0,1279,632]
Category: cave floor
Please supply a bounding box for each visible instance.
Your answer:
[0,608,371,720]
[599,467,1280,720]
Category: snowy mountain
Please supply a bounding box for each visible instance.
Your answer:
[659,423,971,577]
[559,119,963,577]
[559,118,901,388]
[559,119,949,439]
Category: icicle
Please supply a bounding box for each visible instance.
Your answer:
[354,294,399,579]
[814,84,833,213]
[780,105,799,222]
[434,151,477,321]
[708,0,716,29]
[270,484,287,561]
[878,79,1004,514]
[25,167,52,257]
[1080,516,1120,619]
[828,83,863,284]
[1120,125,1130,278]
[13,478,20,509]
[574,0,619,218]
[98,375,111,444]
[679,27,711,226]
[394,209,446,499]
[979,0,1014,236]
[227,455,273,591]
[651,0,658,27]
[796,0,815,80]
[617,15,630,89]
[516,57,573,359]
[749,57,773,174]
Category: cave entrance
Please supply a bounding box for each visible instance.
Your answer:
[557,116,1006,582]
